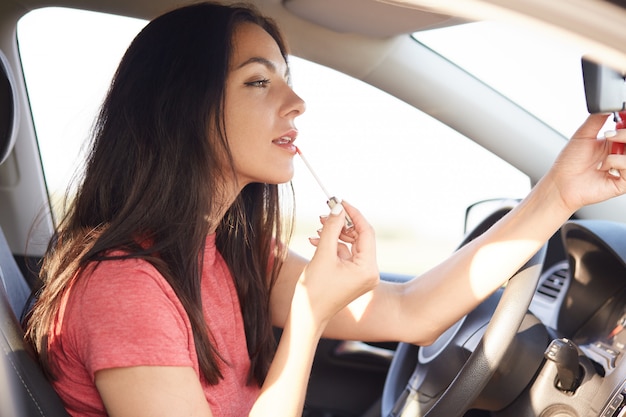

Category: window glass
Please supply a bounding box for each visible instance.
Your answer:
[17,7,146,213]
[18,8,530,275]
[414,22,589,139]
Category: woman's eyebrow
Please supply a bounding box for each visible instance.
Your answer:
[236,56,289,78]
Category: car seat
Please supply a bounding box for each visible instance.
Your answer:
[0,226,70,416]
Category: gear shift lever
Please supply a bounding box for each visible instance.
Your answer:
[544,338,582,392]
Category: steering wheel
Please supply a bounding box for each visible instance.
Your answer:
[381,208,547,417]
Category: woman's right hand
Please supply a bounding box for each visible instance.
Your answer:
[297,201,379,328]
[545,113,626,213]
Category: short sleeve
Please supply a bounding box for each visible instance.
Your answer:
[64,259,197,380]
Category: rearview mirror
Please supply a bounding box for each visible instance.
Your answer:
[581,56,626,114]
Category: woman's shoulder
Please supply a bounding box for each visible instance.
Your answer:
[70,255,181,314]
[55,255,196,382]
[83,254,166,287]
[62,255,192,345]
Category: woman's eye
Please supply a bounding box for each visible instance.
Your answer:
[245,79,270,88]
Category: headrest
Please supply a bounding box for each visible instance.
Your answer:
[0,50,18,166]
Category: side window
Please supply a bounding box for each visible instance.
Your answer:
[17,8,146,216]
[17,7,530,276]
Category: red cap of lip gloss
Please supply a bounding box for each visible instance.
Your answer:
[612,111,626,155]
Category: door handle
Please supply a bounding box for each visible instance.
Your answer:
[334,340,395,363]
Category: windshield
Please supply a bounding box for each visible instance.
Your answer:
[413,21,589,139]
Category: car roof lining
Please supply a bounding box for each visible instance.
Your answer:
[7,0,626,70]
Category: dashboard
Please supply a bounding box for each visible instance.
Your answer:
[514,220,626,416]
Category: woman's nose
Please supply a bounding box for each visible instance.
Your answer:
[284,88,306,117]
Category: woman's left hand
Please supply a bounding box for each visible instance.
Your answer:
[548,113,626,213]
[296,200,379,327]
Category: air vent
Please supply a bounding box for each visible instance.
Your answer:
[536,264,569,302]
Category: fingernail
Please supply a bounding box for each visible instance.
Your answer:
[597,161,603,170]
[330,202,344,216]
[605,130,617,138]
[608,168,621,178]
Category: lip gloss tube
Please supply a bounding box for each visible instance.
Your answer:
[612,111,625,154]
[296,147,354,229]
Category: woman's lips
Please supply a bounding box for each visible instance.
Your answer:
[272,135,297,153]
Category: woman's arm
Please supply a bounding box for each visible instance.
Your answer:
[252,200,379,415]
[319,175,572,345]
[274,114,626,346]
[96,366,214,417]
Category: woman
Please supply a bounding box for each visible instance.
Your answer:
[24,2,626,417]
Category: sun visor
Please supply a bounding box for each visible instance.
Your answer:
[282,0,466,38]
[0,50,18,166]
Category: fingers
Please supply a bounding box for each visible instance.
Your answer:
[572,113,612,139]
[315,201,372,241]
[340,201,376,256]
[340,201,365,231]
[313,203,349,257]
[315,218,356,244]
[602,154,626,178]
[597,128,626,179]
[604,128,626,145]
[310,201,376,257]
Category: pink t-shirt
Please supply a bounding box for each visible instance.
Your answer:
[47,235,260,417]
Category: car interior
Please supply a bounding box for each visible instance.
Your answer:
[2,0,626,416]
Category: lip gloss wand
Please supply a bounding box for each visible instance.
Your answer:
[295,147,354,229]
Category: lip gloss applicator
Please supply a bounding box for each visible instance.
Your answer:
[295,147,354,229]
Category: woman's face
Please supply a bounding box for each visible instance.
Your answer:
[224,22,305,189]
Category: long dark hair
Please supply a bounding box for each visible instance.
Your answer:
[25,1,293,386]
